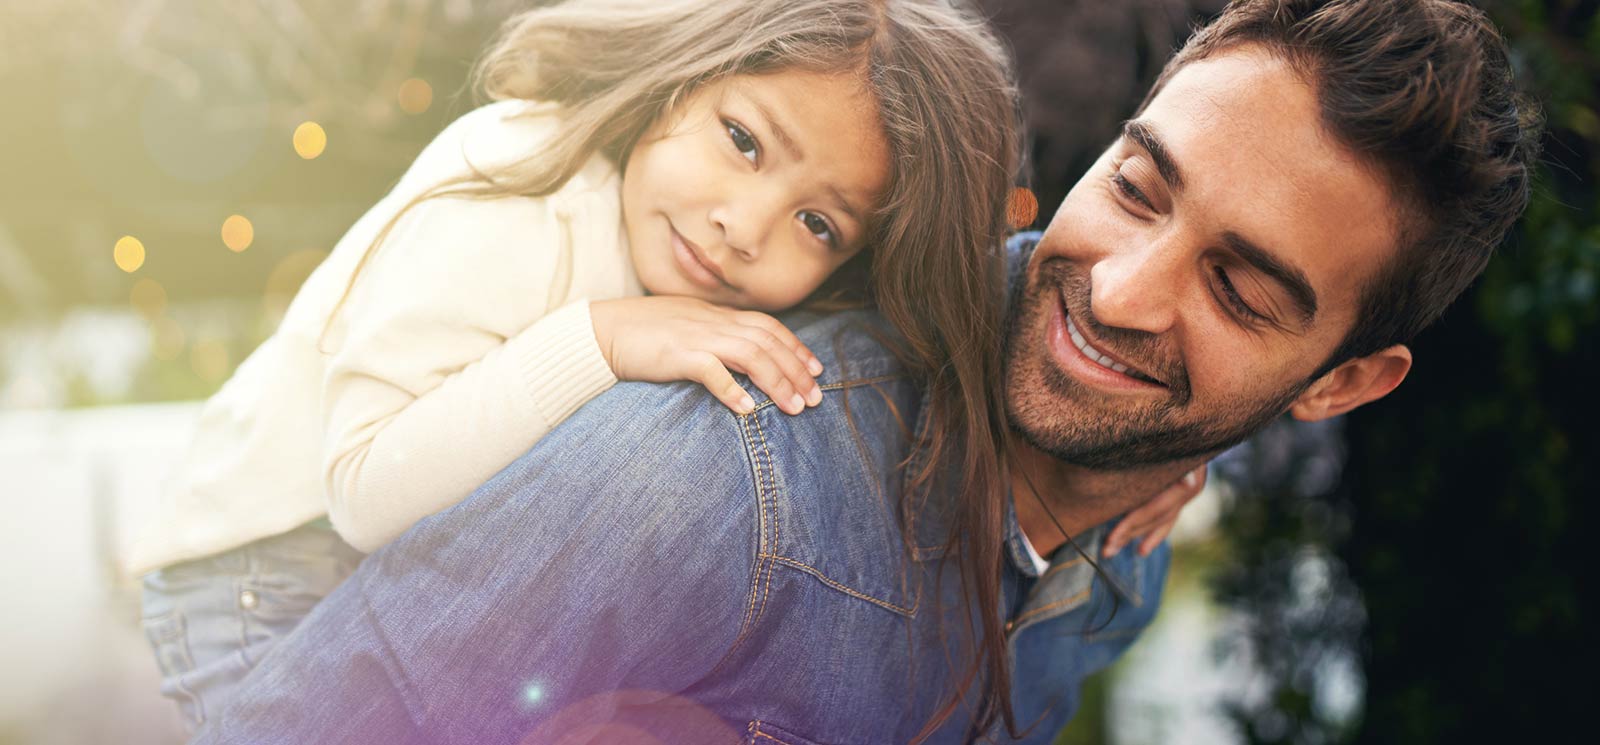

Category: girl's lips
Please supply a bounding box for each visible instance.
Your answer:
[670,227,727,290]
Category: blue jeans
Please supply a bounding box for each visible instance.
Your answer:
[139,519,363,733]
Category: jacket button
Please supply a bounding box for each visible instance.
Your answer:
[239,590,259,610]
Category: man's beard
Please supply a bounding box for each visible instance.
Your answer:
[1003,259,1309,470]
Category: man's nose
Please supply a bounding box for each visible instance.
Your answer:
[708,185,786,261]
[1088,235,1186,335]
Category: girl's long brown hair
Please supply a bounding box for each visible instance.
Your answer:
[325,0,1024,738]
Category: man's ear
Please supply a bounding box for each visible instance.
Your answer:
[1290,344,1412,422]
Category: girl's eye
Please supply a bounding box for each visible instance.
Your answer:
[1213,265,1267,324]
[800,211,838,249]
[1111,170,1156,212]
[724,120,758,164]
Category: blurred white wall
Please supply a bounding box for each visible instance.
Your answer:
[0,403,195,744]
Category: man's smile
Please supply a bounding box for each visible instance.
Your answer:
[1048,286,1168,392]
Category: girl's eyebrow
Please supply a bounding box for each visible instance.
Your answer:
[746,96,805,162]
[826,184,865,227]
[735,87,871,231]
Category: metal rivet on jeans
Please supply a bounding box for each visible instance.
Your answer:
[239,589,259,610]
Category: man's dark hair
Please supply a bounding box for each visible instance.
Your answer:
[1140,0,1542,374]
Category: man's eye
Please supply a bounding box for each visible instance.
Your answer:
[800,211,838,249]
[1214,266,1267,323]
[1111,171,1156,211]
[725,120,758,164]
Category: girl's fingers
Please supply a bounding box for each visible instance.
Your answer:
[726,325,821,407]
[1104,465,1207,557]
[688,353,756,415]
[733,310,823,376]
[1138,520,1177,557]
[712,337,805,415]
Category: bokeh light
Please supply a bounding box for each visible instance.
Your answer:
[190,338,230,384]
[151,318,187,362]
[398,78,433,115]
[1007,186,1039,229]
[293,121,327,159]
[129,278,168,318]
[113,236,145,273]
[221,215,254,253]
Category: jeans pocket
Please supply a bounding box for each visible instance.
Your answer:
[141,609,205,729]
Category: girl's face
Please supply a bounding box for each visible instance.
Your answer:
[621,70,890,311]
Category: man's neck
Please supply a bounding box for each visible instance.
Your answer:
[1009,440,1201,560]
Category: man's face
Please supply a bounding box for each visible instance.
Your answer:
[1005,45,1403,469]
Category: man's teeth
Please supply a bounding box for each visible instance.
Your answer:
[1066,314,1130,374]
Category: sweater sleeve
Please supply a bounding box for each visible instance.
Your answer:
[320,194,620,552]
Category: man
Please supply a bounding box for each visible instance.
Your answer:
[198,1,1538,743]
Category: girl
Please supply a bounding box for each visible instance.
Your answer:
[132,0,1184,739]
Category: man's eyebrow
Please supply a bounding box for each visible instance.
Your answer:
[1223,231,1319,326]
[1122,120,1185,192]
[748,96,803,162]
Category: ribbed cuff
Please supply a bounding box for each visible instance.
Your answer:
[507,299,618,431]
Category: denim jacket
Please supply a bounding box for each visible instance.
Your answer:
[198,234,1169,745]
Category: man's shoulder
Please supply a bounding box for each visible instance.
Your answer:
[725,310,929,616]
[782,308,908,386]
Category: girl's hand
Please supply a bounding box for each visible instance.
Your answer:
[1103,464,1208,558]
[589,297,824,416]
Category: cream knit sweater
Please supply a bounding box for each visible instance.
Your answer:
[125,100,643,574]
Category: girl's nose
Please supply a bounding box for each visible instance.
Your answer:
[708,186,786,261]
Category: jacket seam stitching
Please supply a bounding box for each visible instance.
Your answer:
[1015,586,1092,626]
[1040,555,1087,579]
[746,375,903,412]
[748,721,793,744]
[765,555,917,617]
[752,412,778,621]
[717,413,767,672]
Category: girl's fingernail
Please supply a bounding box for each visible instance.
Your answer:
[808,358,824,376]
[739,395,755,413]
[807,387,822,406]
[789,393,806,412]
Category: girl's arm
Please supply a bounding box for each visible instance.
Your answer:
[321,194,618,551]
[321,194,821,552]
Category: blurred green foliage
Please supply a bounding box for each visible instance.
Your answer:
[1216,1,1596,742]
